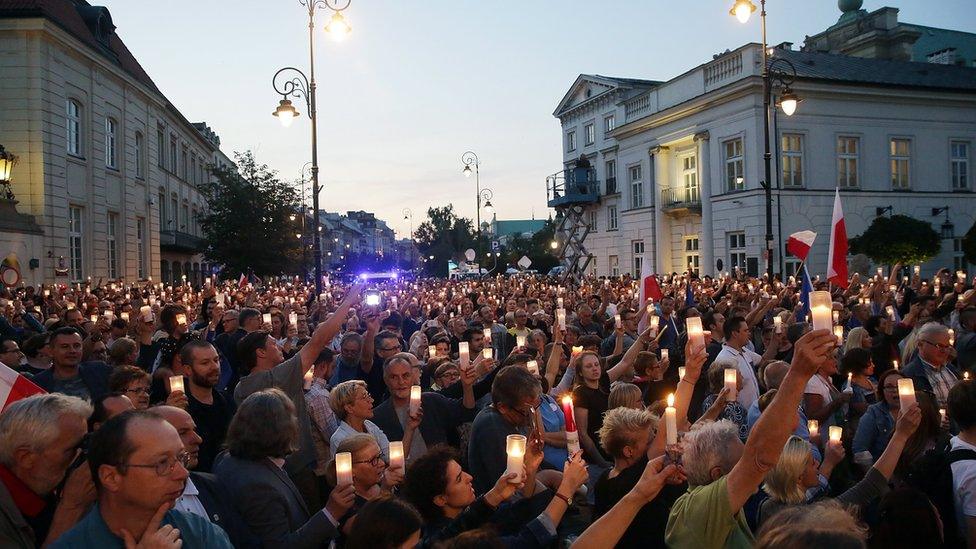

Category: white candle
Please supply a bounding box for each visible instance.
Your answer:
[483,328,492,342]
[409,385,422,415]
[686,317,704,348]
[914,265,920,275]
[773,316,782,334]
[516,335,527,348]
[614,314,622,328]
[808,419,819,437]
[505,435,527,483]
[949,329,956,346]
[168,376,184,394]
[966,372,971,381]
[724,368,738,400]
[120,312,129,321]
[832,310,840,324]
[336,452,353,486]
[526,360,539,375]
[941,408,947,423]
[176,313,187,326]
[665,393,678,445]
[834,326,844,346]
[262,313,272,325]
[828,426,843,443]
[303,367,313,390]
[661,348,669,362]
[483,348,492,359]
[897,378,916,409]
[556,308,566,330]
[459,342,470,370]
[571,345,583,355]
[886,306,895,319]
[557,297,564,308]
[289,312,298,327]
[140,305,153,322]
[893,359,900,371]
[428,345,437,358]
[678,367,686,381]
[389,441,404,470]
[650,315,660,336]
[810,291,832,332]
[89,314,98,323]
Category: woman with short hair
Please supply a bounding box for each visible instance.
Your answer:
[329,379,390,459]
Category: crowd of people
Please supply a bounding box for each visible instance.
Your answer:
[0,264,974,548]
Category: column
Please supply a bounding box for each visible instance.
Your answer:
[650,146,670,274]
[695,131,713,277]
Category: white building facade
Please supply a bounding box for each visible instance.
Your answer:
[553,10,976,280]
[0,2,232,286]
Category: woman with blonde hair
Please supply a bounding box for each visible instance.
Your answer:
[843,326,871,355]
[326,433,403,514]
[328,379,392,459]
[608,382,643,411]
[757,402,922,528]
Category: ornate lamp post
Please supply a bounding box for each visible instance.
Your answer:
[272,0,352,295]
[461,151,493,276]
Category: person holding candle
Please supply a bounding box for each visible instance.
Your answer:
[326,434,404,523]
[329,380,392,460]
[902,322,960,410]
[840,347,877,421]
[802,341,851,431]
[714,316,763,410]
[852,370,911,470]
[699,361,746,440]
[572,350,636,469]
[215,389,356,548]
[600,308,639,356]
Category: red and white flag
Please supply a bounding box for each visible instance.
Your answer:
[827,188,849,289]
[637,253,663,332]
[786,230,817,262]
[0,363,45,412]
[238,272,247,288]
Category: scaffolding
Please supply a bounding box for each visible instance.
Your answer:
[546,156,600,286]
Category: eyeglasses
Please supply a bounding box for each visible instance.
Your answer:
[353,453,386,467]
[122,451,190,477]
[921,340,952,351]
[125,386,151,395]
[379,346,400,352]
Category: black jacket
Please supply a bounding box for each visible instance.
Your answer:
[190,472,259,549]
[31,361,111,401]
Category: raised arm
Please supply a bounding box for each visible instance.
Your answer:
[300,286,361,371]
[648,333,707,458]
[607,327,652,382]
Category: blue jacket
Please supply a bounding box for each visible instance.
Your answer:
[50,504,231,548]
[31,361,111,401]
[901,356,959,394]
[852,400,896,462]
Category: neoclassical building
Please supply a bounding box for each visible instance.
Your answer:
[551,3,976,279]
[0,0,234,286]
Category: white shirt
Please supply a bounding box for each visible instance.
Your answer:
[329,419,390,459]
[716,344,761,409]
[951,436,976,540]
[803,374,837,428]
[174,477,208,520]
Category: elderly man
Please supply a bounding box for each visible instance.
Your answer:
[0,394,92,547]
[902,322,960,409]
[665,329,836,547]
[52,411,232,547]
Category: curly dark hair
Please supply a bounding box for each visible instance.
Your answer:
[401,444,458,523]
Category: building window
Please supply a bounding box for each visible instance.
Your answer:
[728,232,746,271]
[605,160,617,194]
[629,164,643,208]
[135,132,145,178]
[584,123,595,146]
[169,135,178,173]
[632,240,645,276]
[68,206,84,281]
[199,162,206,185]
[586,210,597,232]
[890,138,911,189]
[951,141,969,190]
[66,100,82,156]
[724,138,744,191]
[607,205,618,231]
[170,196,178,228]
[190,155,197,185]
[685,237,700,275]
[781,133,803,187]
[107,213,118,279]
[681,154,699,203]
[837,136,859,188]
[181,147,188,180]
[156,128,165,168]
[604,115,615,134]
[954,238,969,271]
[105,118,118,168]
[181,203,189,231]
[566,131,577,152]
[785,259,801,277]
[136,217,146,279]
[609,255,619,277]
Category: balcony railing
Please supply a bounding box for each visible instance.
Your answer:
[661,187,702,213]
[547,170,601,208]
[160,230,206,253]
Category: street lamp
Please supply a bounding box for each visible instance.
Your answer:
[402,208,413,239]
[271,0,353,295]
[461,151,491,276]
[0,144,16,200]
[731,0,802,280]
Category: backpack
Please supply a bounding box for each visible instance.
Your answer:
[905,443,976,548]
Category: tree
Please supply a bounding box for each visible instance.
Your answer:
[198,151,304,279]
[414,205,480,276]
[849,214,941,266]
[500,219,560,274]
[963,220,976,267]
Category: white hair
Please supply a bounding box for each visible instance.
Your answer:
[0,394,92,466]
[917,321,948,340]
[683,420,742,486]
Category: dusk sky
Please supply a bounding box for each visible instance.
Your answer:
[108,0,975,238]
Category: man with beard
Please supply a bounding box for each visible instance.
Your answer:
[175,340,234,473]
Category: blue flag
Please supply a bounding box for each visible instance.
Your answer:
[797,264,813,322]
[685,278,695,308]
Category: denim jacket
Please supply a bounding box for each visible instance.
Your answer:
[852,400,895,462]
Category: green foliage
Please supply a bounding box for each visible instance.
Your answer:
[963,220,976,267]
[413,205,480,276]
[198,151,304,278]
[849,214,941,266]
[500,219,559,274]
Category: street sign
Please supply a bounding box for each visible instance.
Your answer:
[491,241,499,251]
[517,256,532,270]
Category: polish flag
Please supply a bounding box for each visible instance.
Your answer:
[638,253,663,332]
[827,188,849,289]
[786,230,817,262]
[238,272,247,288]
[0,363,46,412]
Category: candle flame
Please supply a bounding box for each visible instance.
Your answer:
[667,393,675,407]
[562,395,573,406]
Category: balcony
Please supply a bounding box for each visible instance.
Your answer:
[661,187,702,216]
[547,174,601,209]
[160,230,206,254]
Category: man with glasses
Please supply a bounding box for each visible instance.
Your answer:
[52,410,232,547]
[903,322,960,408]
[600,308,638,356]
[0,337,25,370]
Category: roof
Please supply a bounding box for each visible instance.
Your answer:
[905,23,976,66]
[492,219,547,237]
[776,47,976,92]
[553,73,661,117]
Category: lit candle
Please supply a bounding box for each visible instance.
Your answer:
[773,316,782,334]
[808,419,819,438]
[557,297,564,309]
[428,345,437,358]
[877,267,883,278]
[810,291,832,332]
[678,367,686,381]
[505,435,527,483]
[833,326,844,345]
[958,271,966,283]
[886,306,895,319]
[914,265,920,275]
[940,408,947,423]
[686,317,704,348]
[661,349,669,362]
[561,395,581,454]
[120,312,129,321]
[526,360,539,375]
[614,314,621,328]
[949,329,956,346]
[389,441,404,470]
[828,425,843,443]
[176,313,187,326]
[483,328,492,342]
[516,335,527,348]
[571,345,583,355]
[832,310,840,324]
[556,308,566,330]
[262,313,272,325]
[140,305,153,322]
[483,348,492,359]
[289,312,298,327]
[650,315,660,335]
[897,378,916,409]
[665,394,678,445]
[893,359,900,371]
[89,314,98,323]
[336,452,353,486]
[168,376,184,394]
[459,342,470,370]
[724,368,738,400]
[409,385,422,415]
[965,371,971,381]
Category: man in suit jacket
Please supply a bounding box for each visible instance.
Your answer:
[149,406,257,548]
[901,322,960,409]
[31,327,111,402]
